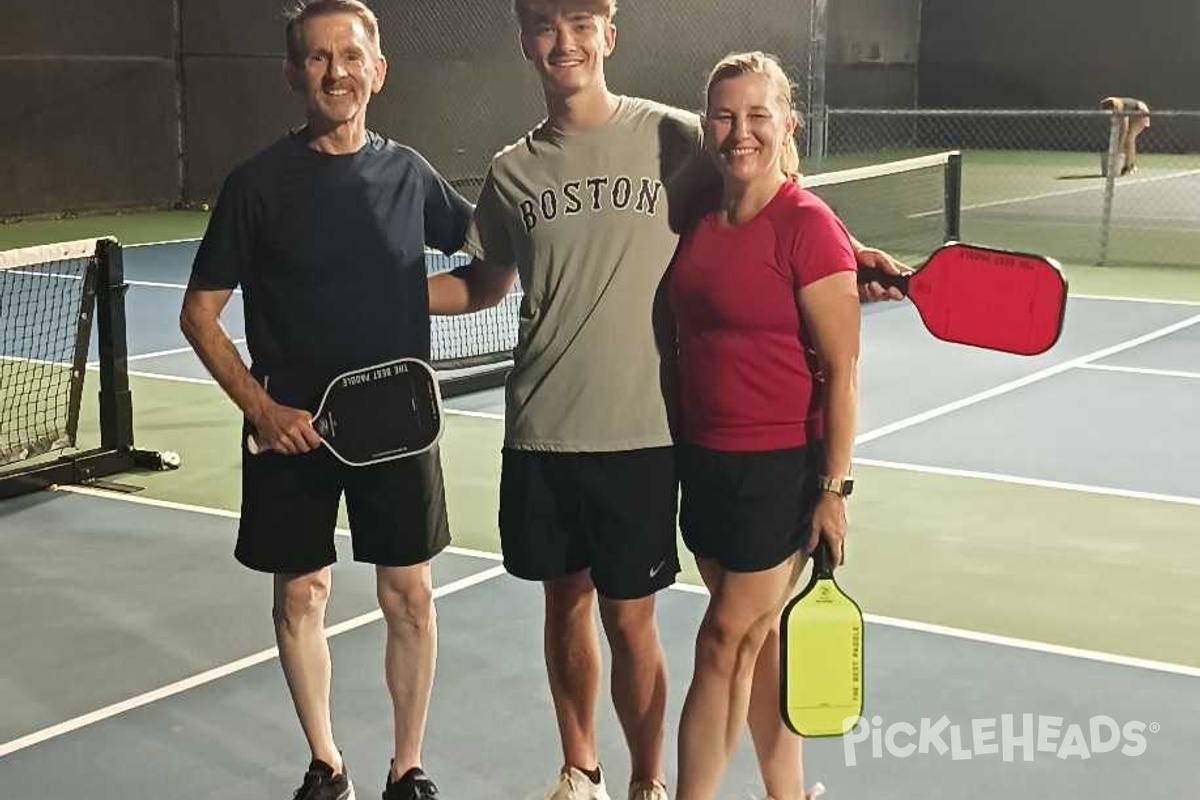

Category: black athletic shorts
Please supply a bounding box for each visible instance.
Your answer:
[498,447,680,600]
[234,368,449,574]
[677,441,823,573]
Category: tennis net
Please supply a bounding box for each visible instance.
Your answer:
[804,150,962,261]
[1,238,176,500]
[0,240,99,466]
[425,250,520,374]
[423,151,962,394]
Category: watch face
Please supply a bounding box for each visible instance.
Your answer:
[820,476,854,497]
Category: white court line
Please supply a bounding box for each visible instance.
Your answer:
[127,340,246,364]
[125,278,240,295]
[127,238,202,249]
[6,269,81,281]
[1070,293,1200,308]
[961,168,1200,213]
[669,582,1200,679]
[444,408,505,421]
[852,457,1200,507]
[855,312,1200,445]
[82,365,218,385]
[5,271,193,291]
[126,370,215,385]
[125,279,194,291]
[1,354,65,368]
[1079,363,1200,380]
[83,340,247,368]
[0,562,506,759]
[51,485,504,563]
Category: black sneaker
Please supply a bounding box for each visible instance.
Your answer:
[382,766,439,800]
[293,759,355,800]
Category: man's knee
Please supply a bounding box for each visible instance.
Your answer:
[377,565,435,632]
[599,595,658,653]
[273,570,332,628]
[544,570,597,623]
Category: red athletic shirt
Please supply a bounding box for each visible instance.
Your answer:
[669,179,856,451]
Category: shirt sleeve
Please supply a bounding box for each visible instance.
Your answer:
[462,168,516,268]
[787,197,858,288]
[188,168,257,291]
[416,152,473,256]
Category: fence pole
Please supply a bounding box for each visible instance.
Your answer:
[1098,114,1122,265]
[173,0,188,206]
[806,0,828,169]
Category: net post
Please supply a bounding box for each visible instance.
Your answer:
[64,260,101,447]
[944,151,963,242]
[95,238,135,451]
[1098,115,1122,265]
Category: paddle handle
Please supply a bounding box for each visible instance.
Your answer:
[857,266,910,294]
[812,540,835,579]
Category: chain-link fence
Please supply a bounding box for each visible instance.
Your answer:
[0,0,180,218]
[814,108,1200,267]
[181,0,817,205]
[2,0,926,218]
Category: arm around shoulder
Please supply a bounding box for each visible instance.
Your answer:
[428,257,517,315]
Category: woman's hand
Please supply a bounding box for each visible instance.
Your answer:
[807,492,848,566]
[855,245,909,303]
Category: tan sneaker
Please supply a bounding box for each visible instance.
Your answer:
[545,766,612,800]
[627,778,668,800]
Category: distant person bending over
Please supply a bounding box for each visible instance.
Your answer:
[1100,96,1151,176]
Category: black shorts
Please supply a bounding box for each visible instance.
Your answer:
[499,447,680,600]
[234,365,449,574]
[677,442,822,573]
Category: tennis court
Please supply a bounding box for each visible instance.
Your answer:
[2,197,1199,797]
[817,132,1200,271]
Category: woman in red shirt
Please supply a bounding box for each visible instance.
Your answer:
[670,51,861,800]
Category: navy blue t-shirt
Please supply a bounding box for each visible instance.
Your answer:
[189,130,471,387]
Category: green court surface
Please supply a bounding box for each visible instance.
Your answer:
[53,371,1200,670]
[0,210,210,251]
[817,147,1200,276]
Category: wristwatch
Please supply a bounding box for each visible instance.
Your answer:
[817,475,854,497]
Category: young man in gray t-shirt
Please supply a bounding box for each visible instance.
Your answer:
[429,2,904,799]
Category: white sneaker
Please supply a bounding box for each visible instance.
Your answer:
[628,778,668,800]
[545,766,612,800]
[763,783,825,800]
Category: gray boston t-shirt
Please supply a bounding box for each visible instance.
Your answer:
[464,96,710,452]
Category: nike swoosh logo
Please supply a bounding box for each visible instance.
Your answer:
[649,560,667,578]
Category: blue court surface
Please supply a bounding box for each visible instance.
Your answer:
[2,240,1199,799]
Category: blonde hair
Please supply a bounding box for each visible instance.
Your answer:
[285,0,381,65]
[705,51,803,177]
[513,0,617,29]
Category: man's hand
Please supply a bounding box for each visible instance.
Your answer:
[855,245,910,303]
[248,400,321,455]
